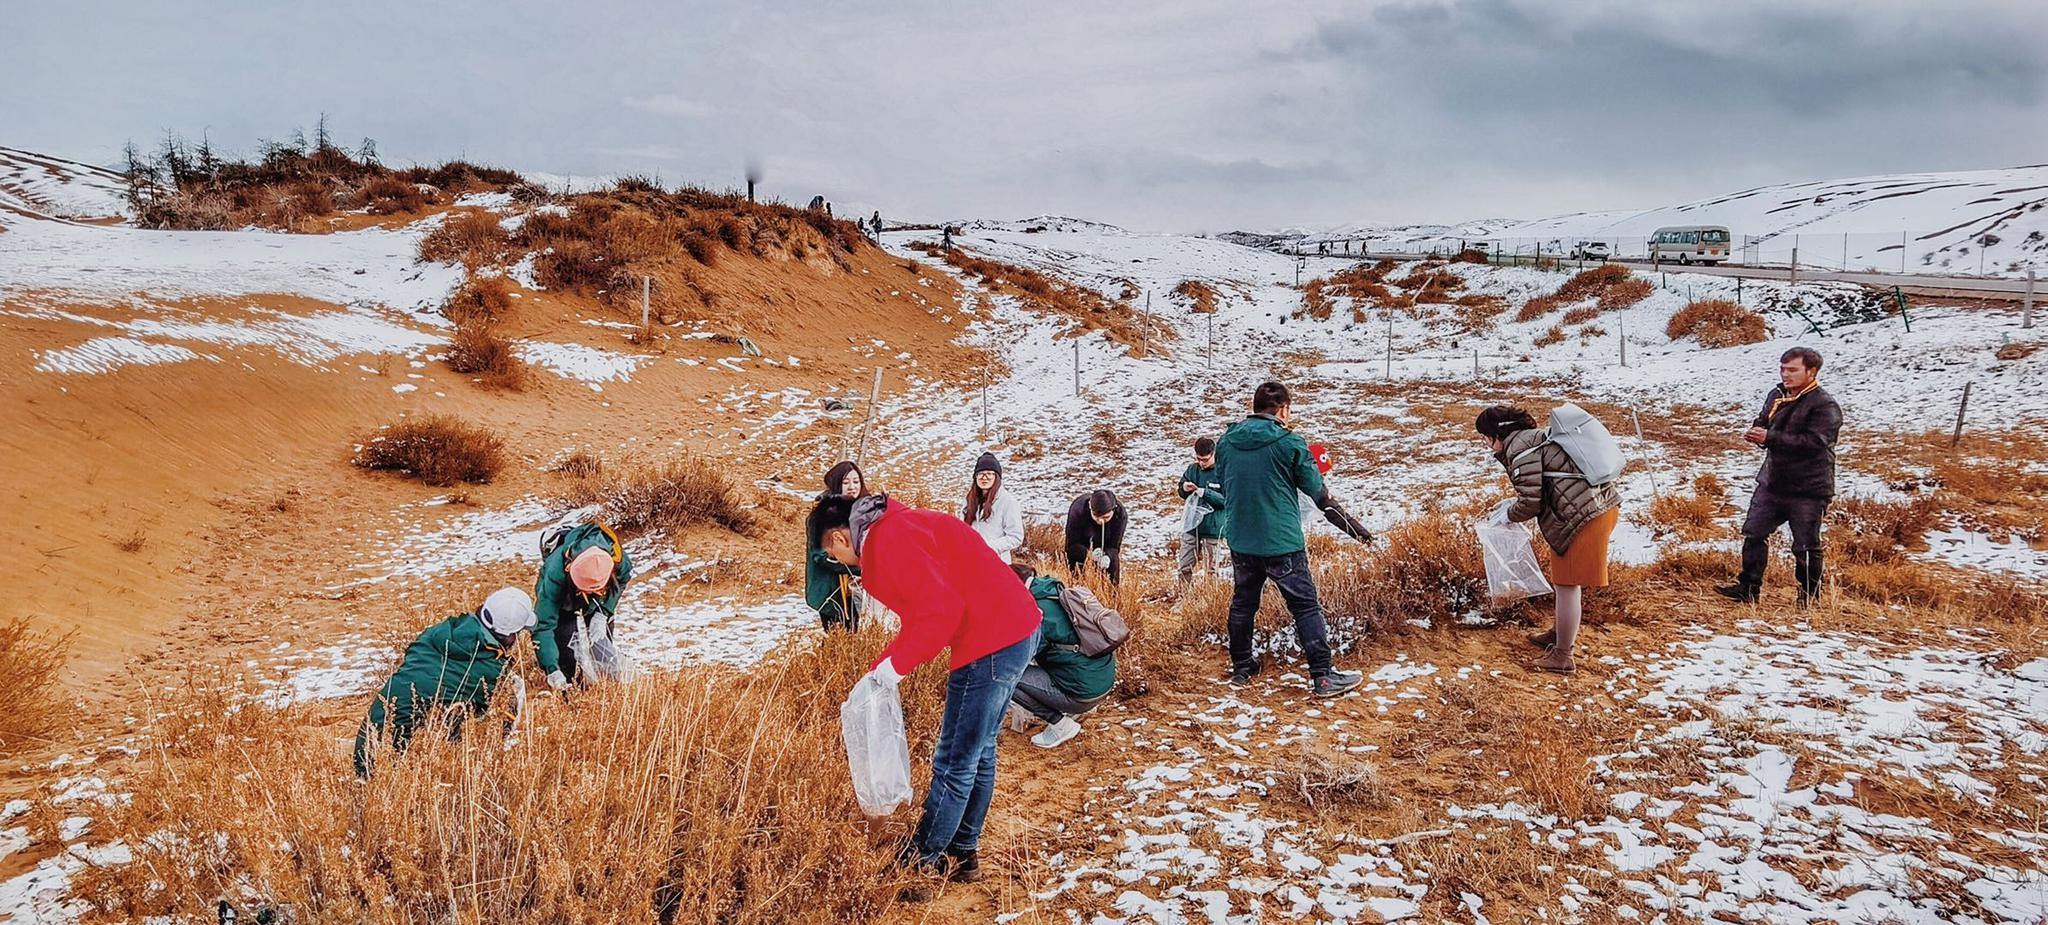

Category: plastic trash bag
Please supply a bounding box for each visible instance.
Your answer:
[840,673,914,817]
[1477,517,1553,602]
[1181,492,1206,535]
[569,610,640,683]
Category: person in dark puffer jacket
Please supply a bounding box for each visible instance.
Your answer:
[1717,347,1843,607]
[1478,406,1622,675]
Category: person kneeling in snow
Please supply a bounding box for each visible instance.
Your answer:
[1004,564,1115,749]
[354,587,535,778]
[817,493,1041,883]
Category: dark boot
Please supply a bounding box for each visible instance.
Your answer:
[1526,627,1557,649]
[1714,582,1760,604]
[1795,550,1823,607]
[945,850,983,883]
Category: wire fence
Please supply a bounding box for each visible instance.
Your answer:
[1287,231,2033,278]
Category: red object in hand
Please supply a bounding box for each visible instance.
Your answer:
[1309,442,1333,475]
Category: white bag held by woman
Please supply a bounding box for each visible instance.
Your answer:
[1477,508,1553,602]
[840,672,914,817]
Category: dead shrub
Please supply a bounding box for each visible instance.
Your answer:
[1554,263,1632,302]
[1533,325,1565,348]
[445,325,526,390]
[1635,472,1725,541]
[1298,278,1335,321]
[1560,305,1601,326]
[1453,293,1507,331]
[1173,279,1219,314]
[418,211,512,267]
[442,275,515,327]
[0,616,71,756]
[1515,295,1561,322]
[551,450,604,479]
[359,175,432,215]
[1277,746,1386,814]
[1666,299,1768,347]
[565,457,757,536]
[352,416,506,486]
[1452,247,1490,264]
[1597,277,1653,310]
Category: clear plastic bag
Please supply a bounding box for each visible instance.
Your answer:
[570,610,640,683]
[1477,517,1554,602]
[1181,492,1206,535]
[840,674,914,817]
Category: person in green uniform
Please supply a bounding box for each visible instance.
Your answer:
[354,587,535,778]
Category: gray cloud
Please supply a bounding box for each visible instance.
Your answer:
[2,0,2042,231]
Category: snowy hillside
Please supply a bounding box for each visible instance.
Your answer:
[1270,166,2048,277]
[0,146,129,222]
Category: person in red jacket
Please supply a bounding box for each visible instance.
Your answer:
[818,493,1041,883]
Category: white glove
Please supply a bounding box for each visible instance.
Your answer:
[866,658,904,688]
[1092,549,1110,568]
[545,670,570,691]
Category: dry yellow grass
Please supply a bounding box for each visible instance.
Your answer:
[563,456,758,537]
[352,416,507,486]
[1666,299,1768,347]
[0,616,71,756]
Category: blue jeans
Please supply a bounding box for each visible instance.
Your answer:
[1227,550,1333,678]
[910,629,1038,865]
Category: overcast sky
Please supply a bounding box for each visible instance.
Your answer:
[6,0,2044,232]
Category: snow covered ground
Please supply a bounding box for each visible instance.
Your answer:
[0,146,128,222]
[1266,166,2048,277]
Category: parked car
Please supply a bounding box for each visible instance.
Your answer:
[1571,241,1612,261]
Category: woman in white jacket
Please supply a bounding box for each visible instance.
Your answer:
[964,452,1024,562]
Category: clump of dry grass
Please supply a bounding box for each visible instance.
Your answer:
[1297,278,1335,321]
[1533,325,1565,348]
[0,616,70,756]
[1018,521,1066,565]
[551,449,603,479]
[1452,293,1508,332]
[564,457,757,536]
[444,324,526,390]
[353,416,506,486]
[1452,247,1490,264]
[1635,473,1725,541]
[442,275,515,327]
[1554,263,1632,302]
[1666,299,1768,347]
[1277,745,1387,814]
[1830,496,1941,565]
[1597,276,1653,310]
[418,210,513,267]
[1516,294,1561,322]
[80,631,920,923]
[1173,279,1218,314]
[1560,304,1601,326]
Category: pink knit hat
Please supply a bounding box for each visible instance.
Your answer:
[568,546,614,593]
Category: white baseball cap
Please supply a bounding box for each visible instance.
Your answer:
[479,587,537,635]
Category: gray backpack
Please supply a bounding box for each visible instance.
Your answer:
[1514,403,1625,485]
[1057,586,1130,657]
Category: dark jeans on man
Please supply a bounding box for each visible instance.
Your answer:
[1739,487,1828,593]
[1010,665,1107,724]
[1227,550,1333,679]
[910,628,1039,867]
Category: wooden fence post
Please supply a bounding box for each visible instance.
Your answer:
[1950,382,1972,448]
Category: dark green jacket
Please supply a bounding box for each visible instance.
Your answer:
[804,498,861,618]
[533,523,632,675]
[355,611,511,776]
[1176,462,1228,539]
[1029,576,1115,700]
[1213,415,1326,556]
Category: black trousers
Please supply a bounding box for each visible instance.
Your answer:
[1739,487,1828,593]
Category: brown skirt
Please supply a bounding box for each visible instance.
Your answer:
[1551,507,1619,588]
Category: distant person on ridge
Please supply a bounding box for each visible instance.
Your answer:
[1716,347,1842,607]
[533,520,633,689]
[964,452,1024,563]
[1064,489,1127,584]
[1214,381,1368,698]
[817,494,1040,884]
[1176,437,1229,584]
[806,461,868,631]
[354,587,535,778]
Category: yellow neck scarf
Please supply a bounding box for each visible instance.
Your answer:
[1767,378,1819,421]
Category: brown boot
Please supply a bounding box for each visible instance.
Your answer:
[1533,647,1575,674]
[1525,628,1556,649]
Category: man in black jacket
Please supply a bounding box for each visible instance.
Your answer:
[1064,489,1127,584]
[1717,347,1843,606]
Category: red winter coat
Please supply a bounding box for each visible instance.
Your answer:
[864,501,1040,673]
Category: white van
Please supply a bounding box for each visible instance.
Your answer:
[1649,226,1730,265]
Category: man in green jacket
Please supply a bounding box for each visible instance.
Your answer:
[1214,381,1368,698]
[1176,436,1229,583]
[354,587,535,778]
[534,521,633,689]
[1005,564,1115,749]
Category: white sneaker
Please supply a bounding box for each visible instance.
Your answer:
[1032,717,1082,748]
[1005,703,1036,733]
